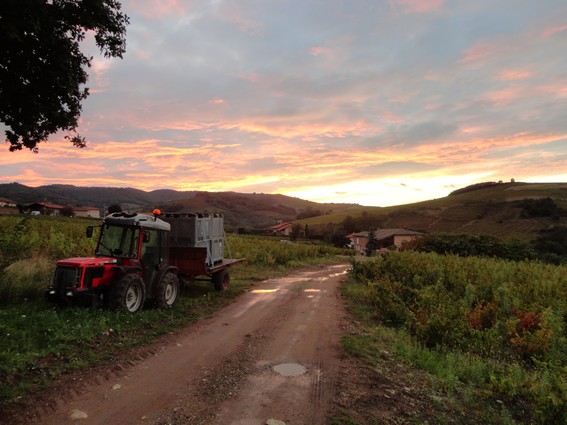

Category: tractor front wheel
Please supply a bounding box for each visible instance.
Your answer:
[155,272,179,308]
[212,269,230,291]
[110,274,146,313]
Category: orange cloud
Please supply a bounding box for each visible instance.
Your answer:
[228,118,383,140]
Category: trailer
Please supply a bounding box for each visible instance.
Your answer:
[47,210,244,312]
[162,212,244,290]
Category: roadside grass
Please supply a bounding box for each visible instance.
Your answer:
[0,278,248,402]
[339,253,567,425]
[0,216,350,406]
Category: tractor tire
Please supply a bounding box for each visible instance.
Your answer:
[212,269,230,291]
[155,272,179,309]
[110,274,145,313]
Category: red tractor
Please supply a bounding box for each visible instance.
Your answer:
[48,211,243,312]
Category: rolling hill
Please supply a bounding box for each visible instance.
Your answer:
[0,183,360,230]
[296,182,567,241]
[2,181,566,239]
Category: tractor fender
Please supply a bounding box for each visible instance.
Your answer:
[150,265,179,298]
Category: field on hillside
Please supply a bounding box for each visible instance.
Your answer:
[0,215,349,404]
[297,182,567,241]
[344,251,566,424]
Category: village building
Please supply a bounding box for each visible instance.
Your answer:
[74,206,101,218]
[0,197,17,208]
[269,221,294,236]
[26,201,65,216]
[0,197,18,215]
[347,228,424,255]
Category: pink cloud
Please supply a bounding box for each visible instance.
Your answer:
[542,24,567,38]
[129,0,186,18]
[381,111,406,124]
[133,48,152,61]
[498,69,534,81]
[389,0,445,14]
[309,46,332,57]
[539,83,567,98]
[219,5,264,35]
[485,87,524,106]
[239,72,260,83]
[461,40,506,63]
[209,98,226,104]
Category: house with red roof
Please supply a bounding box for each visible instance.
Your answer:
[0,197,17,208]
[26,201,65,216]
[270,221,294,236]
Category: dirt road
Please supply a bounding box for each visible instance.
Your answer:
[33,263,350,425]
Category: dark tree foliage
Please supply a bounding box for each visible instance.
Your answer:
[519,197,564,220]
[341,215,357,234]
[414,233,536,262]
[60,205,74,217]
[107,203,122,214]
[365,228,380,256]
[0,0,129,152]
[331,233,350,248]
[296,207,323,220]
[290,224,302,241]
[531,226,567,264]
[340,211,385,234]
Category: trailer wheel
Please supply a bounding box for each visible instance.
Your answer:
[212,269,230,291]
[155,273,179,308]
[110,274,145,313]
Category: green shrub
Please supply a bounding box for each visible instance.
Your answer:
[0,256,54,303]
[346,251,567,423]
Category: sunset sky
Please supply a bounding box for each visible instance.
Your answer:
[2,0,567,207]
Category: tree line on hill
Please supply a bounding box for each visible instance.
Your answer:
[309,205,567,264]
[411,230,567,264]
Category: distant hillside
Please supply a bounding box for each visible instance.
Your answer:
[0,183,359,230]
[297,182,567,241]
[4,181,566,238]
[0,183,193,209]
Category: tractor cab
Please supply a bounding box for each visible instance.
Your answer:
[96,212,170,287]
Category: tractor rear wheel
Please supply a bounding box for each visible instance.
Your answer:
[212,269,230,291]
[110,274,145,313]
[155,272,179,308]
